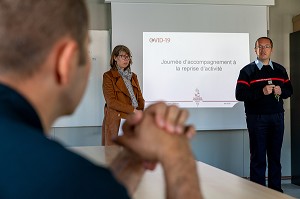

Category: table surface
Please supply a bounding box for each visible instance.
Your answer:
[69,146,295,199]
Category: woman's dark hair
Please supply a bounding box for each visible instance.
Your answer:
[110,45,132,70]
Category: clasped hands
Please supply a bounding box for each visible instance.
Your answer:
[263,84,281,96]
[110,102,196,195]
[114,102,195,164]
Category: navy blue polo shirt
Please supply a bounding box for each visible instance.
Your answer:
[0,83,130,199]
[236,60,293,115]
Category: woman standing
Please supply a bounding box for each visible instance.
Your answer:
[102,45,144,145]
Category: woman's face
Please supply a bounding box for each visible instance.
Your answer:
[114,51,131,70]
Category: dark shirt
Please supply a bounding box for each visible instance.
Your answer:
[235,61,293,115]
[0,84,130,199]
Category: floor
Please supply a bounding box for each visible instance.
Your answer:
[282,183,300,198]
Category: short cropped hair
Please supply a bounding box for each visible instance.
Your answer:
[255,37,273,48]
[110,45,133,70]
[0,0,89,76]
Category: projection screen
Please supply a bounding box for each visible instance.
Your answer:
[110,2,268,130]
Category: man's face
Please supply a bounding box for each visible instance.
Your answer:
[255,38,273,63]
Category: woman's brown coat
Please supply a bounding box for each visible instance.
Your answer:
[102,69,144,145]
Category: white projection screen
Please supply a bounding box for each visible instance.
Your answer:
[110,2,269,130]
[143,32,249,108]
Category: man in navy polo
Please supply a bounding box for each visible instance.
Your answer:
[236,37,293,192]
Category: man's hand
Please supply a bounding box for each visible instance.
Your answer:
[151,103,195,138]
[114,102,202,199]
[273,85,282,95]
[133,102,195,138]
[122,102,195,170]
[263,84,275,95]
[114,103,195,162]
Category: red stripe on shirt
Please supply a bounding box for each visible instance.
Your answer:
[250,78,285,84]
[237,80,250,86]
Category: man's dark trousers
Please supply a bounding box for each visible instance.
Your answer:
[246,112,284,192]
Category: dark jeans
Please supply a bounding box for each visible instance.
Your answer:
[246,113,284,192]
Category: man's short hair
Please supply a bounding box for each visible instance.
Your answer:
[255,37,273,48]
[0,0,89,76]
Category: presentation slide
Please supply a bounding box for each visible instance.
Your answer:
[143,32,250,108]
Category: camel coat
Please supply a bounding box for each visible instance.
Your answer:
[102,69,144,145]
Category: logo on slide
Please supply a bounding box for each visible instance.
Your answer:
[193,88,203,107]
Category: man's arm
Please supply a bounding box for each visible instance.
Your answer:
[160,134,201,199]
[279,69,293,99]
[235,70,264,102]
[109,149,145,196]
